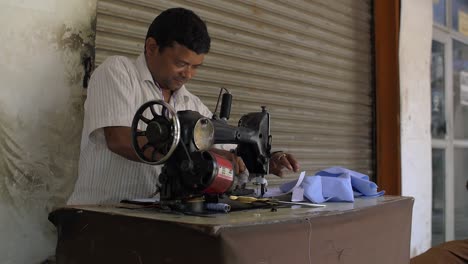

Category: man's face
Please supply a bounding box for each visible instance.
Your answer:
[145,38,205,92]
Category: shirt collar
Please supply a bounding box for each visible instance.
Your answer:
[136,53,154,83]
[173,85,188,103]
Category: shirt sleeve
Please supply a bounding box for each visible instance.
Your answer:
[84,56,136,139]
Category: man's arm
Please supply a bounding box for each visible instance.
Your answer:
[209,148,246,175]
[105,125,248,173]
[104,125,300,177]
[84,56,142,160]
[104,126,150,161]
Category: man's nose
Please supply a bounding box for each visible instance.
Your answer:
[182,66,193,79]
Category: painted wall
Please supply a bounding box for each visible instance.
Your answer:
[399,0,433,257]
[0,0,96,263]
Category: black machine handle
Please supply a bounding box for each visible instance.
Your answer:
[219,93,232,120]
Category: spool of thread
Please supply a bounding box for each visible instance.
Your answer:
[205,202,231,213]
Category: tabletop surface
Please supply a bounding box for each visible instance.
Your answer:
[52,196,413,231]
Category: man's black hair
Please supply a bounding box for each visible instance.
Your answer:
[146,7,211,54]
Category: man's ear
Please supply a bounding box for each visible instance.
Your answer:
[145,37,159,55]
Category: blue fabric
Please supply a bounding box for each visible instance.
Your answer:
[301,176,326,203]
[280,167,385,203]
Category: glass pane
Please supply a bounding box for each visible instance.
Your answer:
[452,0,468,36]
[432,149,445,246]
[434,0,446,26]
[431,41,446,139]
[454,148,468,240]
[453,40,468,139]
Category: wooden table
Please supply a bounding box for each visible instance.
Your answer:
[49,196,414,264]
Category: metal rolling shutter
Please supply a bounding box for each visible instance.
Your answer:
[94,0,374,186]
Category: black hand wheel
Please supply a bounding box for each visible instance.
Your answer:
[131,100,180,165]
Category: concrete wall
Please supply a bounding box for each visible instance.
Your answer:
[0,0,96,263]
[399,0,433,257]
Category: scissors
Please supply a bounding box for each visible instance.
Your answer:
[229,195,325,208]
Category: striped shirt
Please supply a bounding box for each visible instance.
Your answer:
[67,54,212,204]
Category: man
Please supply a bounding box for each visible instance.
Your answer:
[68,7,299,205]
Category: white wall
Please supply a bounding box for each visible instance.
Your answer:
[0,0,96,263]
[399,0,433,257]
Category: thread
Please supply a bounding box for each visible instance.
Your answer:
[307,218,312,264]
[205,203,231,213]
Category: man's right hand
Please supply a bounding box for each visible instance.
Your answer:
[209,148,246,175]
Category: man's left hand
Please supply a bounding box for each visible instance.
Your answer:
[269,152,300,177]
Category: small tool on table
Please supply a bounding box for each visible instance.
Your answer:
[229,195,325,208]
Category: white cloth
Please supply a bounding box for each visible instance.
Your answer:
[67,54,212,204]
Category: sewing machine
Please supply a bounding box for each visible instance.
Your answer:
[130,93,271,208]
